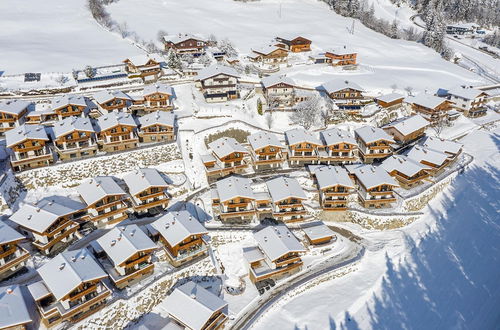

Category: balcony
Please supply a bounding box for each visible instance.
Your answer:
[164,240,208,265]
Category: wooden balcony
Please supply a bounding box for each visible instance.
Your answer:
[32,224,78,252]
[0,247,30,274]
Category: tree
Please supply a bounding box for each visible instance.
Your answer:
[404,86,414,96]
[167,49,182,70]
[116,22,129,38]
[218,38,238,58]
[257,99,263,115]
[390,20,399,39]
[55,75,69,85]
[71,70,79,80]
[289,95,322,129]
[432,112,449,137]
[157,30,168,43]
[198,54,213,67]
[84,65,96,78]
[266,113,274,128]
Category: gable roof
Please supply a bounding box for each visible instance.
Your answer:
[164,33,206,44]
[0,220,25,245]
[196,65,240,81]
[248,131,283,150]
[261,75,297,89]
[320,127,356,146]
[93,90,132,105]
[253,225,305,261]
[266,176,306,202]
[37,248,106,301]
[52,116,95,138]
[302,222,335,241]
[325,46,357,56]
[314,165,354,189]
[355,126,395,144]
[375,93,405,103]
[208,137,247,159]
[96,110,137,132]
[285,128,321,146]
[123,168,168,196]
[5,124,48,147]
[321,80,364,94]
[138,110,175,128]
[215,175,255,202]
[252,44,286,56]
[77,176,126,206]
[381,155,431,177]
[407,146,448,167]
[276,35,312,43]
[406,94,448,110]
[382,114,429,137]
[97,225,156,266]
[0,285,32,329]
[51,94,88,111]
[151,211,207,247]
[164,281,227,330]
[351,165,399,189]
[447,87,486,100]
[0,100,32,115]
[422,136,463,155]
[143,83,174,97]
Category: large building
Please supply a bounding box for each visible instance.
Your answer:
[381,155,431,189]
[285,128,322,165]
[0,221,30,280]
[261,75,298,108]
[0,100,31,135]
[163,34,207,55]
[322,80,365,111]
[6,124,53,171]
[354,126,394,163]
[95,110,139,153]
[320,127,358,164]
[275,35,312,52]
[266,176,307,222]
[446,87,488,118]
[247,131,287,169]
[138,111,176,143]
[382,114,429,145]
[202,137,248,180]
[314,165,354,211]
[123,168,170,214]
[211,175,256,223]
[406,94,453,123]
[0,284,33,330]
[51,116,98,161]
[347,165,399,208]
[195,65,240,103]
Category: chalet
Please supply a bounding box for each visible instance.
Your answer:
[95,110,139,152]
[211,176,256,223]
[321,80,365,110]
[123,55,163,81]
[77,176,130,228]
[320,127,358,164]
[249,45,289,65]
[374,93,405,108]
[163,34,207,55]
[348,165,399,208]
[243,225,305,283]
[95,225,156,289]
[447,87,488,117]
[285,128,322,165]
[164,281,228,330]
[324,47,357,66]
[51,116,97,161]
[314,165,354,211]
[123,168,169,214]
[51,95,91,120]
[150,211,208,267]
[406,94,453,123]
[302,222,336,245]
[202,137,248,179]
[407,146,450,175]
[381,155,431,188]
[382,114,429,145]
[0,221,30,281]
[5,124,53,171]
[421,136,463,162]
[248,131,286,169]
[354,126,394,163]
[195,65,240,103]
[0,100,31,135]
[25,107,58,125]
[28,248,111,327]
[266,176,307,222]
[93,90,132,113]
[142,84,175,112]
[9,197,86,255]
[275,35,312,52]
[0,285,33,330]
[261,75,298,108]
[446,23,478,35]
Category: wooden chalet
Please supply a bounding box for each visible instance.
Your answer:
[164,281,228,330]
[447,87,488,117]
[275,35,311,52]
[302,222,336,245]
[0,284,33,330]
[348,165,399,208]
[322,80,365,111]
[93,90,132,113]
[201,137,248,180]
[0,221,30,281]
[123,168,170,214]
[77,176,130,228]
[249,45,288,64]
[0,100,30,135]
[382,114,429,145]
[374,93,405,108]
[406,94,453,124]
[211,176,256,223]
[51,116,97,161]
[261,75,298,108]
[407,146,450,175]
[381,155,431,188]
[266,176,307,222]
[150,211,208,267]
[195,65,240,103]
[421,136,463,163]
[163,34,207,55]
[247,131,287,169]
[95,111,139,153]
[138,111,176,143]
[354,126,394,163]
[9,197,86,255]
[320,127,358,164]
[5,124,53,172]
[123,55,163,81]
[141,84,175,112]
[28,248,111,327]
[94,225,156,289]
[313,166,354,211]
[25,107,59,125]
[51,95,91,120]
[243,225,305,283]
[324,47,357,66]
[285,128,322,165]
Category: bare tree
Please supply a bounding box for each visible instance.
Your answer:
[84,65,96,78]
[218,38,238,58]
[404,86,414,96]
[55,75,69,85]
[157,30,168,43]
[117,22,129,38]
[432,112,449,137]
[266,113,274,129]
[289,95,322,129]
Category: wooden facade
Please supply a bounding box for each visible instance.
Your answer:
[213,195,256,223]
[203,151,248,180]
[130,186,170,214]
[123,58,162,81]
[143,91,174,112]
[8,137,53,172]
[0,104,28,135]
[325,50,357,66]
[197,73,239,103]
[275,36,311,53]
[250,47,289,64]
[272,197,307,222]
[159,234,208,267]
[411,100,453,124]
[319,185,352,211]
[358,183,397,208]
[0,238,30,281]
[53,129,97,161]
[321,142,357,164]
[287,141,322,165]
[164,37,207,55]
[53,103,87,120]
[98,124,138,153]
[251,145,286,169]
[83,195,130,228]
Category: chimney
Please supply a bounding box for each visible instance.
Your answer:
[111,239,117,246]
[59,263,66,270]
[71,256,77,262]
[6,288,13,294]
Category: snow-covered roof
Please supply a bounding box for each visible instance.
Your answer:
[0,220,25,244]
[143,83,174,97]
[123,168,168,196]
[314,165,354,189]
[351,165,399,189]
[421,136,463,155]
[321,80,364,94]
[447,87,485,100]
[254,225,305,261]
[406,94,448,109]
[37,248,106,301]
[52,116,95,138]
[124,54,164,65]
[285,128,321,146]
[138,110,175,128]
[164,281,227,330]
[0,285,32,329]
[164,33,206,44]
[0,100,31,115]
[93,90,132,105]
[302,222,335,241]
[248,131,283,150]
[261,75,296,88]
[77,176,127,206]
[151,211,207,247]
[208,137,247,159]
[355,126,394,144]
[242,246,266,264]
[51,94,87,111]
[381,155,430,177]
[276,35,311,42]
[27,281,50,301]
[407,146,448,166]
[375,93,405,103]
[5,124,48,148]
[96,225,156,266]
[252,44,286,56]
[320,127,356,146]
[196,65,240,81]
[382,114,429,137]
[266,176,306,203]
[9,198,85,233]
[325,46,357,55]
[96,110,137,132]
[215,175,255,202]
